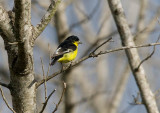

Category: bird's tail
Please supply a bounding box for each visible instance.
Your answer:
[50,58,57,66]
[50,55,63,66]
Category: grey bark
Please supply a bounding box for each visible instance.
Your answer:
[9,0,35,112]
[0,0,61,112]
[107,0,159,113]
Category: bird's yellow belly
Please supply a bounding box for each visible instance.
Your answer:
[58,49,78,63]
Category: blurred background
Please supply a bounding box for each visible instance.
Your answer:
[0,0,160,113]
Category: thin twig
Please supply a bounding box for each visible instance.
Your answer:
[134,11,160,41]
[58,0,100,38]
[0,85,16,113]
[136,35,160,70]
[39,89,56,113]
[130,92,143,105]
[36,42,160,88]
[52,82,66,113]
[99,42,160,55]
[40,57,47,100]
[47,44,51,77]
[36,39,112,88]
[81,31,118,57]
[91,37,112,54]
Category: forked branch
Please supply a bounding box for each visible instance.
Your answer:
[39,89,56,113]
[32,0,61,43]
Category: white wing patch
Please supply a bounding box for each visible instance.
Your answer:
[55,47,73,54]
[55,47,62,54]
[52,47,74,59]
[67,49,73,52]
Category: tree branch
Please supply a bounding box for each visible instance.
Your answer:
[14,0,33,74]
[0,5,14,42]
[39,89,56,113]
[134,7,160,43]
[40,57,47,100]
[130,92,143,105]
[36,40,160,88]
[91,38,112,53]
[52,82,66,113]
[0,85,16,113]
[32,0,61,43]
[14,0,32,42]
[36,39,111,88]
[136,35,160,70]
[81,31,118,57]
[108,0,159,113]
[100,42,160,55]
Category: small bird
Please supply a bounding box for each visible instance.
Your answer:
[51,35,82,65]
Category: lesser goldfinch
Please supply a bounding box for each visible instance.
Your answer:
[51,35,82,65]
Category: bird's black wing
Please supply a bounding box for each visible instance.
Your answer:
[50,42,76,65]
[52,42,76,58]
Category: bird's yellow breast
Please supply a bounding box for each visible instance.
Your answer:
[58,48,78,63]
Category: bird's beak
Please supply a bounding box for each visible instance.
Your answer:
[78,41,82,44]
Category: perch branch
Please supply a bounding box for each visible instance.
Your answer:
[36,40,160,88]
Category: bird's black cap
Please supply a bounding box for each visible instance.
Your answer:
[66,35,79,42]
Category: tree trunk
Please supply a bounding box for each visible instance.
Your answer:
[9,71,36,113]
[107,0,159,113]
[0,0,61,112]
